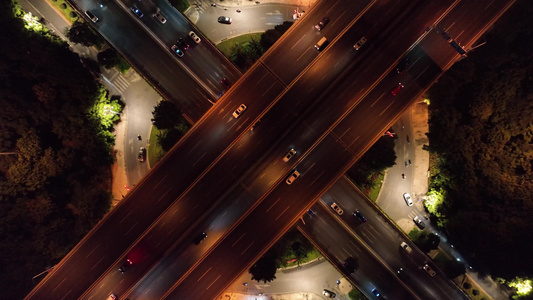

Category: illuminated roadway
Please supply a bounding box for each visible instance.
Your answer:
[25,0,516,299]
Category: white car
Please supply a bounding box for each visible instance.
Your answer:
[84,10,98,23]
[232,104,247,118]
[189,31,201,44]
[330,202,344,215]
[154,10,166,24]
[107,294,117,300]
[403,193,413,206]
[353,36,367,50]
[285,170,300,185]
[400,242,412,254]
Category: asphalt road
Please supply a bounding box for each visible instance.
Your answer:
[25,0,516,299]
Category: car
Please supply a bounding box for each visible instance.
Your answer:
[322,289,336,298]
[84,10,98,23]
[372,288,385,299]
[171,45,184,57]
[131,5,144,18]
[413,215,426,229]
[221,78,231,88]
[154,10,166,24]
[107,294,117,300]
[403,192,413,206]
[353,36,367,50]
[395,58,410,74]
[118,258,132,273]
[343,257,356,273]
[193,232,207,245]
[330,202,344,215]
[138,147,146,162]
[400,242,412,254]
[423,264,436,277]
[282,148,297,162]
[315,17,330,31]
[353,210,366,222]
[218,16,232,24]
[232,104,247,118]
[285,170,300,185]
[189,31,201,43]
[390,83,404,96]
[177,38,189,51]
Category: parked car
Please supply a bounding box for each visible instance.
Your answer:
[189,31,201,43]
[218,16,232,24]
[413,215,426,229]
[331,202,344,215]
[315,17,330,31]
[322,289,336,298]
[403,192,413,206]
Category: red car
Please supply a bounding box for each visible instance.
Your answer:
[390,83,404,96]
[221,78,231,88]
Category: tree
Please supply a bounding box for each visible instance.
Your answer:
[151,101,181,130]
[414,231,440,253]
[66,21,102,47]
[442,260,465,279]
[249,253,278,283]
[97,48,120,69]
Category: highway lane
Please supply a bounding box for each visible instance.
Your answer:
[313,176,465,299]
[260,0,373,85]
[162,2,460,297]
[96,1,455,298]
[26,64,284,300]
[26,0,515,298]
[300,203,416,300]
[75,0,239,121]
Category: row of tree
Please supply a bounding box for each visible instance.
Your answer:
[0,2,120,298]
[425,0,533,286]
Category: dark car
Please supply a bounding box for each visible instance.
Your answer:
[343,257,356,274]
[221,78,231,88]
[85,10,98,23]
[171,45,184,57]
[315,17,330,31]
[390,83,404,96]
[177,38,189,51]
[193,232,207,245]
[372,288,385,299]
[413,216,426,229]
[353,210,367,223]
[395,58,410,74]
[118,258,132,273]
[131,5,144,18]
[218,16,232,24]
